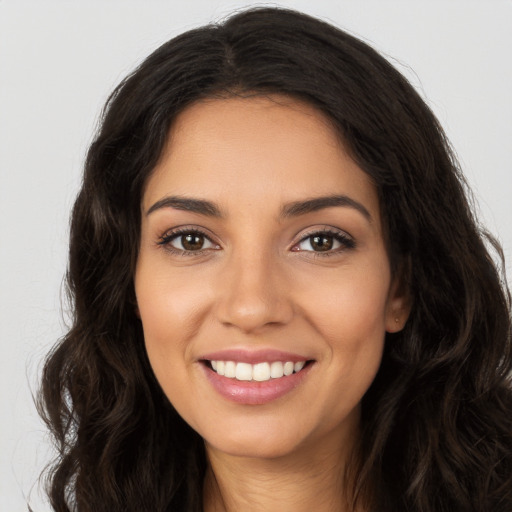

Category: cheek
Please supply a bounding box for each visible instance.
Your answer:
[136,261,209,329]
[299,260,392,342]
[134,264,212,378]
[299,260,390,390]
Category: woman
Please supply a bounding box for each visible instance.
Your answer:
[38,7,512,512]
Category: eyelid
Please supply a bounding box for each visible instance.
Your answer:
[290,226,355,253]
[155,224,354,256]
[157,225,221,254]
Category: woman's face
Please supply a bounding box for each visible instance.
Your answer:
[135,96,408,460]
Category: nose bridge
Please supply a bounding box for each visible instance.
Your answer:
[216,243,292,332]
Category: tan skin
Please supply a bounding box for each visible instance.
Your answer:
[135,96,409,511]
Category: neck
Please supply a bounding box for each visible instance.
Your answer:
[203,428,363,512]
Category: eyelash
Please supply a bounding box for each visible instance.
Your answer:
[291,228,356,257]
[157,227,217,256]
[156,227,356,257]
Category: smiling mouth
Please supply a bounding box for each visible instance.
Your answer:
[203,360,313,382]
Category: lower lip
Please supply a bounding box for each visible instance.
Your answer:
[202,363,312,405]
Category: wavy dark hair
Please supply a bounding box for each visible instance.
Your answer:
[38,7,512,512]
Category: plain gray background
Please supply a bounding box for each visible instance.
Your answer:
[1,1,511,510]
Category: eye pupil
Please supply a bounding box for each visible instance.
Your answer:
[311,235,333,251]
[182,233,204,250]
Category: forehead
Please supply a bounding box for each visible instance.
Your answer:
[143,95,379,220]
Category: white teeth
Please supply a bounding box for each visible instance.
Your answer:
[252,362,270,381]
[225,361,236,378]
[209,360,307,382]
[283,361,294,376]
[270,361,284,378]
[235,362,253,381]
[294,361,305,372]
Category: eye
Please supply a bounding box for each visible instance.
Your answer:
[292,229,355,253]
[158,229,219,253]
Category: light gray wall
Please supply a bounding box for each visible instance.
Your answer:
[1,1,510,510]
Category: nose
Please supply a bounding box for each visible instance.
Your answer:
[215,251,294,334]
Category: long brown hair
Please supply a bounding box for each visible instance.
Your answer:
[38,7,512,511]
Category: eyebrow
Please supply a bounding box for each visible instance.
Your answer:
[146,194,371,222]
[281,195,372,222]
[146,196,224,217]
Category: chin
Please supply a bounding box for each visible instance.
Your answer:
[207,437,301,460]
[202,419,311,460]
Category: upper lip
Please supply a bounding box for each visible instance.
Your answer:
[199,349,310,364]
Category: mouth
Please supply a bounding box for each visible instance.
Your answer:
[203,359,313,382]
[198,349,315,404]
[201,359,314,404]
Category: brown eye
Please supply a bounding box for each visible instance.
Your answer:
[181,233,205,251]
[161,230,218,252]
[309,235,333,252]
[293,230,355,254]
